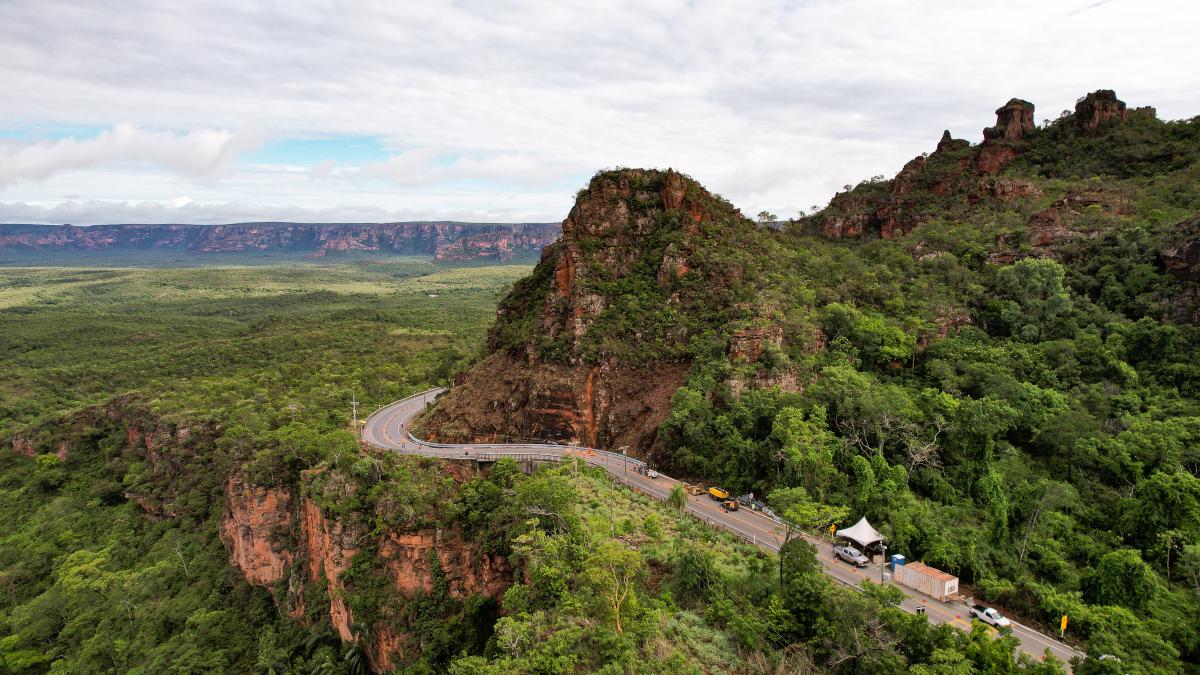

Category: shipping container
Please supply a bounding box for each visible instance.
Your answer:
[892,561,959,601]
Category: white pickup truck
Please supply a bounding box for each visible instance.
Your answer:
[969,604,1011,628]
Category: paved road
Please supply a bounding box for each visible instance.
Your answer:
[362,389,1083,667]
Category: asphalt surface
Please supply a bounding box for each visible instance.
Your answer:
[362,389,1083,667]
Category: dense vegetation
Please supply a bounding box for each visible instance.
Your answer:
[646,102,1200,672]
[0,259,1078,674]
[4,91,1200,674]
[0,261,525,672]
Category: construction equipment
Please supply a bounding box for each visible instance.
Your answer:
[708,487,730,501]
[721,499,739,512]
[686,484,706,496]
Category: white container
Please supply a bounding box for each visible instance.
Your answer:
[893,561,959,601]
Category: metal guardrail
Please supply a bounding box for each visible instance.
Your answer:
[386,388,649,469]
[367,389,1083,663]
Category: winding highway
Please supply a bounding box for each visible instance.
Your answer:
[362,389,1084,667]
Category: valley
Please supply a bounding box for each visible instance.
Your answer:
[2,88,1199,674]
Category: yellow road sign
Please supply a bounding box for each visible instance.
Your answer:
[1060,615,1068,632]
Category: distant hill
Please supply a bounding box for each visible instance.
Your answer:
[0,221,561,265]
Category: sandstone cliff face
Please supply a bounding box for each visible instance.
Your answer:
[1074,89,1127,134]
[0,221,560,262]
[819,127,975,239]
[222,476,294,586]
[219,467,512,673]
[975,98,1035,176]
[421,169,747,455]
[423,351,689,450]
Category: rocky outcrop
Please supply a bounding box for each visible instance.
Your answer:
[10,436,35,457]
[987,178,1043,202]
[1025,189,1129,249]
[1074,90,1127,134]
[0,221,560,262]
[819,129,974,239]
[220,466,514,673]
[222,476,294,586]
[728,323,783,363]
[423,169,751,455]
[975,98,1034,175]
[820,190,878,238]
[423,352,689,451]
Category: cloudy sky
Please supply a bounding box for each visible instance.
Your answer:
[1,0,1197,225]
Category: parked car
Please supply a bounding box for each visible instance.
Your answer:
[833,545,870,567]
[969,605,1011,628]
[646,470,659,479]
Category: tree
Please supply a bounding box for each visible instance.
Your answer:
[580,541,642,634]
[1086,549,1157,611]
[1119,470,1200,555]
[757,211,777,225]
[769,487,849,588]
[667,484,687,516]
[994,258,1074,342]
[771,406,839,500]
[1018,480,1076,563]
[254,627,290,675]
[1181,544,1200,597]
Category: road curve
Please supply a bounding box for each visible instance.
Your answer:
[362,389,1084,667]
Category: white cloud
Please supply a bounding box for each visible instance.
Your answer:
[0,124,264,188]
[0,0,1197,223]
[367,150,583,187]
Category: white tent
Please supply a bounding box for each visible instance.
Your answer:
[836,517,885,550]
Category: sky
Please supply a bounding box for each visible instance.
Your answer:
[1,0,1198,225]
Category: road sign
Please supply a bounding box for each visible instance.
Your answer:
[1060,615,1068,638]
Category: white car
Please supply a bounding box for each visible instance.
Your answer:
[833,545,870,567]
[646,470,659,479]
[969,605,1011,628]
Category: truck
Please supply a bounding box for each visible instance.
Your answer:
[708,487,730,501]
[969,605,1011,628]
[833,545,869,567]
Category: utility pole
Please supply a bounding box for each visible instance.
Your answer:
[620,445,629,482]
[880,540,888,583]
[351,395,359,436]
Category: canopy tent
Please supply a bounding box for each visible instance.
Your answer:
[836,517,885,550]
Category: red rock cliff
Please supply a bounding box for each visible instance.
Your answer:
[219,467,512,673]
[419,169,742,454]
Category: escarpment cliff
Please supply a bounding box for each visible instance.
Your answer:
[0,221,560,262]
[421,169,769,453]
[7,401,512,674]
[222,465,512,673]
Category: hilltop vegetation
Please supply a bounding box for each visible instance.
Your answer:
[432,91,1200,673]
